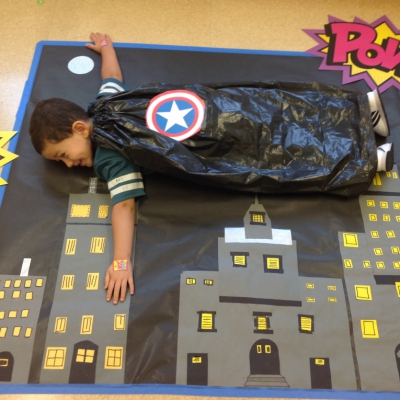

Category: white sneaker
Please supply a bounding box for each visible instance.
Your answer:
[368,89,390,137]
[377,143,394,171]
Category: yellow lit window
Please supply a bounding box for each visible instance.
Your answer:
[355,285,372,300]
[186,278,196,285]
[13,280,21,288]
[24,280,32,288]
[344,259,353,268]
[70,204,91,218]
[393,172,399,179]
[392,247,400,254]
[86,273,99,290]
[65,238,77,255]
[327,286,336,291]
[13,327,21,337]
[250,212,265,224]
[4,280,11,288]
[265,345,271,353]
[25,292,33,300]
[12,291,20,299]
[231,252,249,267]
[380,201,388,208]
[98,205,109,219]
[266,258,280,269]
[306,283,314,289]
[394,262,400,269]
[21,309,29,318]
[369,214,377,221]
[204,279,213,286]
[343,233,358,247]
[363,260,371,268]
[306,297,315,303]
[8,311,17,318]
[0,327,7,338]
[366,200,375,207]
[104,346,123,370]
[54,317,67,333]
[373,174,382,185]
[387,230,396,238]
[383,214,391,222]
[76,348,95,363]
[371,231,379,238]
[0,291,4,300]
[361,320,379,338]
[80,315,94,334]
[299,316,314,333]
[394,202,400,209]
[397,216,400,222]
[395,282,400,297]
[257,316,268,330]
[328,297,337,302]
[44,347,67,369]
[376,261,385,269]
[90,237,106,253]
[114,314,126,330]
[257,345,262,353]
[200,313,214,330]
[61,275,74,290]
[25,327,32,338]
[315,359,325,365]
[35,278,43,287]
[374,248,383,256]
[192,357,202,363]
[0,312,4,319]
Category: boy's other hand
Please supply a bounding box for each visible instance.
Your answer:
[86,32,113,54]
[105,259,134,305]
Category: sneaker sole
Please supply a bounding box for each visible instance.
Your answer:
[372,89,390,137]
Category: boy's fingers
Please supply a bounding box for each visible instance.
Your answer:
[113,282,121,304]
[106,281,114,301]
[120,281,127,302]
[128,277,135,295]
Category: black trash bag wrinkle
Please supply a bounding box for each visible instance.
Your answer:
[89,81,377,197]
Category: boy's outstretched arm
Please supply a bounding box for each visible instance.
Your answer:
[86,32,123,81]
[105,198,136,304]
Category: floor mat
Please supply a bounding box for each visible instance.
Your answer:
[0,41,400,398]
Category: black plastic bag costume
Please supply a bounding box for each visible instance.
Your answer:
[89,81,377,197]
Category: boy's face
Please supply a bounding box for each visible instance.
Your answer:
[42,121,94,168]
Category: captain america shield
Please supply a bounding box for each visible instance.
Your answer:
[146,90,205,141]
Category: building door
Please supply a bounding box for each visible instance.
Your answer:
[69,340,98,384]
[309,358,332,389]
[187,353,208,385]
[0,352,13,382]
[249,339,280,375]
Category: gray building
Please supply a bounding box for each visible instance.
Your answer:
[176,197,355,389]
[40,193,131,384]
[339,167,400,391]
[0,259,46,383]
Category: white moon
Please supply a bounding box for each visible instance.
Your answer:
[68,56,94,75]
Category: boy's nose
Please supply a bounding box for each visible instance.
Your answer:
[64,159,74,168]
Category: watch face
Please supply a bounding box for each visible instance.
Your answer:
[146,90,205,141]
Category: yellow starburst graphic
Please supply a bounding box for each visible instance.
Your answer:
[0,131,19,186]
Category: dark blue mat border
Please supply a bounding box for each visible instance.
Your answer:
[0,383,399,399]
[1,40,393,399]
[0,40,312,207]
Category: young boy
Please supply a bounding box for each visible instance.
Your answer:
[30,33,144,305]
[29,33,394,305]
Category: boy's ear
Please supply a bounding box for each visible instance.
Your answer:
[72,120,90,138]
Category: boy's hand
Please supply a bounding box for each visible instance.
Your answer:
[86,32,113,54]
[105,259,134,304]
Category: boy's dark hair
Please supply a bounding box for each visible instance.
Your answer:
[29,98,89,154]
